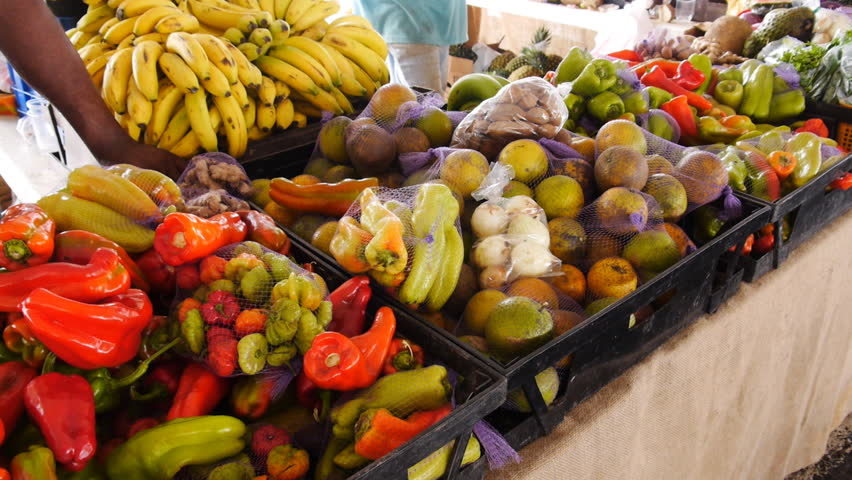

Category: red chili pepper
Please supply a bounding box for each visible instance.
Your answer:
[295,371,333,421]
[607,49,644,62]
[0,204,55,271]
[661,96,698,138]
[237,210,292,255]
[729,234,754,256]
[642,66,713,111]
[673,61,706,91]
[135,249,176,293]
[166,361,231,420]
[126,418,159,439]
[24,373,97,472]
[21,288,152,370]
[0,467,8,480]
[3,314,48,368]
[753,232,775,254]
[631,59,680,77]
[0,361,38,442]
[795,118,829,138]
[206,326,238,377]
[303,306,396,391]
[830,173,852,191]
[154,212,247,266]
[327,276,372,337]
[767,151,797,181]
[383,338,425,375]
[137,360,184,399]
[0,248,129,312]
[176,263,201,290]
[52,230,150,292]
[231,375,275,420]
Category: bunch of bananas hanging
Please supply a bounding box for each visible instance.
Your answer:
[66,0,389,159]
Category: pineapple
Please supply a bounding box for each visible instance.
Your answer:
[530,27,552,51]
[505,55,530,73]
[505,27,553,79]
[488,51,516,72]
[508,65,544,82]
[544,54,563,73]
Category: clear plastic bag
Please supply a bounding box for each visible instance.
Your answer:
[178,153,254,218]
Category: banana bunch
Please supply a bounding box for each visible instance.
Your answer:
[68,0,389,159]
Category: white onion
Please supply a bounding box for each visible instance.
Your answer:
[503,195,545,221]
[473,235,511,268]
[471,203,510,238]
[507,214,550,247]
[479,265,510,289]
[510,240,555,277]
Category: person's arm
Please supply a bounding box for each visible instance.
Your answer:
[0,0,186,178]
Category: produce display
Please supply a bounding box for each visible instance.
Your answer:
[66,0,390,157]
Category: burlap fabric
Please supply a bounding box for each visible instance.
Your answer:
[490,211,852,479]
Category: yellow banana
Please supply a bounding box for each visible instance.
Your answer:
[114,111,128,129]
[126,76,153,128]
[86,33,106,46]
[132,40,164,101]
[85,0,109,5]
[212,94,247,157]
[297,87,342,115]
[257,75,277,106]
[103,17,137,45]
[155,12,201,34]
[147,83,185,144]
[193,0,258,13]
[117,33,137,50]
[243,96,256,129]
[79,18,110,37]
[98,17,121,34]
[86,51,116,76]
[92,66,107,90]
[256,102,276,132]
[273,0,291,20]
[348,59,376,97]
[176,0,190,13]
[323,32,386,82]
[132,32,165,45]
[259,0,275,15]
[157,104,191,150]
[79,43,114,64]
[230,80,250,109]
[300,20,326,41]
[327,24,387,60]
[249,28,273,47]
[323,44,366,97]
[158,52,201,94]
[232,0,261,9]
[185,89,218,151]
[237,42,261,61]
[125,113,144,141]
[223,27,246,45]
[292,110,307,127]
[268,45,332,91]
[292,0,338,32]
[224,41,262,89]
[248,125,270,141]
[132,5,181,35]
[71,30,96,49]
[268,19,290,46]
[254,55,319,95]
[171,105,222,157]
[273,79,290,100]
[187,0,254,31]
[196,24,226,36]
[108,0,125,8]
[275,98,294,129]
[282,36,340,87]
[292,100,322,119]
[236,14,259,34]
[194,33,238,85]
[77,4,116,33]
[166,31,212,81]
[330,14,373,29]
[200,65,232,97]
[329,87,353,114]
[284,0,317,26]
[102,47,135,114]
[116,0,175,20]
[67,27,80,39]
[255,11,274,28]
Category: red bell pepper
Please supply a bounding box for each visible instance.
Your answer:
[166,361,231,420]
[206,326,238,376]
[661,96,698,139]
[176,263,201,290]
[673,61,706,91]
[131,360,184,402]
[753,231,775,254]
[0,248,129,312]
[383,338,425,375]
[0,204,55,271]
[303,306,396,391]
[154,212,247,266]
[135,249,176,293]
[607,50,643,62]
[0,361,38,442]
[231,375,275,420]
[795,118,829,138]
[642,66,713,111]
[327,276,372,337]
[295,371,333,421]
[24,373,97,472]
[52,230,150,292]
[21,288,153,369]
[631,59,680,77]
[830,173,852,191]
[353,404,453,460]
[237,210,292,255]
[3,314,48,368]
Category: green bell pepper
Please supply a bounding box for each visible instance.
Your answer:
[736,130,763,142]
[587,91,625,122]
[767,89,806,123]
[11,446,57,480]
[608,76,633,96]
[713,80,744,110]
[687,53,712,95]
[787,132,823,188]
[555,46,593,84]
[720,147,748,192]
[563,93,585,121]
[647,112,675,142]
[644,86,673,109]
[740,64,773,119]
[691,205,726,244]
[717,66,743,84]
[571,59,617,97]
[106,416,246,480]
[757,131,786,154]
[773,76,790,93]
[623,91,649,114]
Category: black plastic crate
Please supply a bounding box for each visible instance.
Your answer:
[280,220,507,480]
[804,102,852,152]
[737,154,852,283]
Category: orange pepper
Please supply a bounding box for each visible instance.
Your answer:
[329,216,373,274]
[154,213,247,267]
[359,189,408,275]
[270,177,379,217]
[767,151,797,181]
[235,309,267,336]
[199,256,227,284]
[354,404,453,460]
[267,445,309,480]
[177,298,202,324]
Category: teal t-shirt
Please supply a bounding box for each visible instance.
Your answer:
[352,0,467,46]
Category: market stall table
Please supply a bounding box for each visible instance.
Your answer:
[489,210,852,479]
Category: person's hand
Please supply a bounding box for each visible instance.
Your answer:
[105,143,189,180]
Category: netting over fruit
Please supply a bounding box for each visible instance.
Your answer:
[171,241,330,377]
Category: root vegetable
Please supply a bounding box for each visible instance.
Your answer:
[510,240,555,278]
[507,214,549,247]
[473,236,511,269]
[471,203,510,239]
